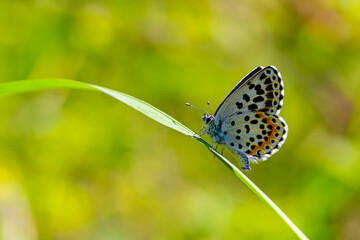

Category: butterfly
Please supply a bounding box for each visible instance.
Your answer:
[187,66,288,170]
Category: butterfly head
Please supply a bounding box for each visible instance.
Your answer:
[201,114,214,126]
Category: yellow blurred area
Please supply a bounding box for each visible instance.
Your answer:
[0,167,37,240]
[1,0,360,239]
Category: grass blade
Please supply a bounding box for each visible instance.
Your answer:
[0,79,194,136]
[0,79,308,239]
[196,137,309,240]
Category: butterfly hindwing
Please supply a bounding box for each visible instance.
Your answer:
[214,66,284,123]
[222,111,288,161]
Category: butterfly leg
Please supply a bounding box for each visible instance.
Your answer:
[212,142,218,158]
[235,151,251,171]
[198,131,206,137]
[195,127,205,136]
[221,146,225,155]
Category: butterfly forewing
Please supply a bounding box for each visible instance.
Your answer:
[214,66,284,123]
[223,111,288,161]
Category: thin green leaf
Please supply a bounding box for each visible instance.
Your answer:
[0,79,308,239]
[89,84,194,136]
[0,79,194,136]
[196,137,308,240]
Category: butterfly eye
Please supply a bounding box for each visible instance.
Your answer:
[202,115,212,124]
[201,115,207,122]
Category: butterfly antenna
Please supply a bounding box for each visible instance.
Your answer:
[207,101,213,115]
[185,103,210,115]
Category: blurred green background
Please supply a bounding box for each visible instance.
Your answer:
[1,0,360,239]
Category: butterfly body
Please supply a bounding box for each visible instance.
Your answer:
[197,66,288,171]
[202,116,227,145]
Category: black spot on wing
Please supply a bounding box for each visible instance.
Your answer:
[236,101,243,109]
[266,92,274,98]
[256,89,265,95]
[266,85,273,91]
[264,78,271,84]
[259,73,267,80]
[265,100,272,107]
[253,96,264,103]
[248,104,258,110]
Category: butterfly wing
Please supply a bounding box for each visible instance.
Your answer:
[214,66,284,124]
[223,111,288,161]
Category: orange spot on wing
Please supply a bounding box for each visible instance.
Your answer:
[249,112,277,156]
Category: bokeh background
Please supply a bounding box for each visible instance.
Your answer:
[1,0,360,239]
